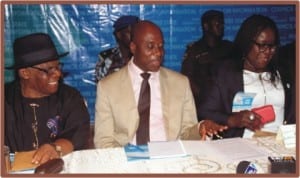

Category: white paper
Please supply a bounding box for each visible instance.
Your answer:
[148,140,187,159]
[210,138,267,162]
[276,124,296,148]
[182,138,267,163]
[181,140,212,158]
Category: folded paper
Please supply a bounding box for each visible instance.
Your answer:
[11,150,38,172]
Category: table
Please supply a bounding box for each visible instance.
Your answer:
[61,136,295,174]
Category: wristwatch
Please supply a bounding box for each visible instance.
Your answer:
[49,143,63,157]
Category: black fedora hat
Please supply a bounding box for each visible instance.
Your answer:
[6,33,69,69]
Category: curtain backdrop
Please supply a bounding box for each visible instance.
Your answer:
[4,3,296,122]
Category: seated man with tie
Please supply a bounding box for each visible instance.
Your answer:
[94,20,227,148]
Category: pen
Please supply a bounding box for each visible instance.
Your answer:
[215,134,223,139]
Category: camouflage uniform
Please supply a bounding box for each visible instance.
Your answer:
[95,46,126,82]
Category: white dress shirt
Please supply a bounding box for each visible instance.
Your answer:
[243,70,284,138]
[128,58,166,144]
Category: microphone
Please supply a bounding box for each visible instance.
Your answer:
[236,161,258,174]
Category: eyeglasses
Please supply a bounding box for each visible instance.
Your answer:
[30,63,63,75]
[252,41,277,53]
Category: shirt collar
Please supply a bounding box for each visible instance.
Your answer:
[128,57,160,80]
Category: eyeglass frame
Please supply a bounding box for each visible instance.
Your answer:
[30,63,64,75]
[252,40,277,53]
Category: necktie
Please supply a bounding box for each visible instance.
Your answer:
[136,72,151,145]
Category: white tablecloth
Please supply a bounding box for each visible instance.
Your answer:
[61,136,295,174]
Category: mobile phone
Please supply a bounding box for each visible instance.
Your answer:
[251,105,275,124]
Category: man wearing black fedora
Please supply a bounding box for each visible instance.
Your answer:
[5,33,90,165]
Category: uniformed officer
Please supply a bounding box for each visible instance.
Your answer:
[95,15,140,82]
[181,10,234,120]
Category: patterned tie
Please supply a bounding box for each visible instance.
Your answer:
[136,72,151,145]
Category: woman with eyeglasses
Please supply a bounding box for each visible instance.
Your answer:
[197,14,295,138]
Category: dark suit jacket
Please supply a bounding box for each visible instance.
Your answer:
[198,60,295,138]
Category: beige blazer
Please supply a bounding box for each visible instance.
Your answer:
[94,65,200,148]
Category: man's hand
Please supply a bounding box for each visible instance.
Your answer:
[32,144,59,165]
[32,138,74,165]
[199,120,228,140]
[227,110,262,131]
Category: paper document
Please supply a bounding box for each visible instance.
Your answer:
[182,138,267,163]
[148,140,187,159]
[276,124,296,148]
[209,138,267,162]
[10,150,38,172]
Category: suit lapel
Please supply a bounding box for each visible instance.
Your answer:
[159,68,171,139]
[119,67,140,134]
[223,68,243,112]
[120,68,136,105]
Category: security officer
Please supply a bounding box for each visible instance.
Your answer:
[181,10,234,120]
[95,15,140,82]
